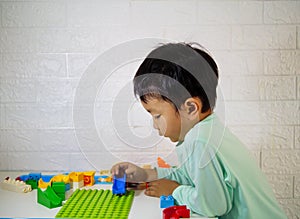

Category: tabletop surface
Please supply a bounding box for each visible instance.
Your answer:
[0,171,213,219]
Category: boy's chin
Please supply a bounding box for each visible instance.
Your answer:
[168,136,179,142]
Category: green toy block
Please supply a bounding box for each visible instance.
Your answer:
[38,186,62,209]
[26,179,38,189]
[56,189,135,219]
[52,182,66,200]
[52,182,65,193]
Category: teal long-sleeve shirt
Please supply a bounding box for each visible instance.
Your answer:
[156,114,287,219]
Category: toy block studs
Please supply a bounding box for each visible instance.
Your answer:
[160,195,175,208]
[0,178,32,193]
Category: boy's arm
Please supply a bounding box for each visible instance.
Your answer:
[171,150,233,217]
[144,168,158,182]
[156,167,191,185]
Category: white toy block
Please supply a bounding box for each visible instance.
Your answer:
[71,181,84,190]
[0,178,32,193]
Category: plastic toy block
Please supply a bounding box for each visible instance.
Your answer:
[0,178,32,193]
[69,172,84,189]
[83,171,95,186]
[38,178,52,189]
[26,179,38,189]
[52,182,67,200]
[97,170,113,184]
[28,172,42,181]
[55,189,135,219]
[16,175,29,182]
[37,186,62,209]
[99,169,110,175]
[157,157,171,168]
[163,205,190,219]
[65,183,70,191]
[112,174,126,195]
[72,181,84,190]
[41,174,55,182]
[69,172,83,182]
[160,195,175,208]
[52,182,65,193]
[142,164,152,169]
[97,175,113,184]
[51,174,70,184]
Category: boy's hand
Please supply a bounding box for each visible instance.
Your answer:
[145,178,180,197]
[111,162,156,183]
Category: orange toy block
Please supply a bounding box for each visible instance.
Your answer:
[157,157,171,168]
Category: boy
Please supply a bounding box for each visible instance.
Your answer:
[111,43,287,219]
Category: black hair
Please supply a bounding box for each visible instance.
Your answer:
[133,43,219,113]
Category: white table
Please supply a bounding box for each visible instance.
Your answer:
[0,172,212,219]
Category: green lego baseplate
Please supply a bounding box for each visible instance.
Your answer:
[55,189,135,219]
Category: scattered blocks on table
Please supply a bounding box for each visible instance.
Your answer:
[37,186,62,209]
[163,205,190,219]
[112,174,126,195]
[0,178,32,193]
[55,189,135,219]
[160,195,175,208]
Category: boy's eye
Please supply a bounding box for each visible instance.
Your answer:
[154,115,161,119]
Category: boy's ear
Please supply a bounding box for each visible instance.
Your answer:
[183,98,201,118]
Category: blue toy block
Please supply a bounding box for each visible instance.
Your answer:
[18,175,29,182]
[112,174,126,195]
[42,175,55,182]
[65,183,70,191]
[160,195,175,208]
[29,173,42,181]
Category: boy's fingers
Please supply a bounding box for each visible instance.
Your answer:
[144,187,159,197]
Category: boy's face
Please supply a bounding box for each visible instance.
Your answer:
[141,98,183,142]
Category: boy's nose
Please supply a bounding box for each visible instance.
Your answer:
[152,120,159,130]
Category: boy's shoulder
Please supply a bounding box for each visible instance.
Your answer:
[183,113,227,151]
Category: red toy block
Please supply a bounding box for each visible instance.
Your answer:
[163,205,190,219]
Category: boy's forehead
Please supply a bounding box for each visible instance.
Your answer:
[141,97,171,113]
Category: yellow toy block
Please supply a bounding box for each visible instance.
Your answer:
[68,172,84,182]
[68,172,84,189]
[38,178,52,189]
[51,174,70,184]
[99,170,110,175]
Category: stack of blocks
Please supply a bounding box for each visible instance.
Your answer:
[26,173,41,189]
[69,172,84,190]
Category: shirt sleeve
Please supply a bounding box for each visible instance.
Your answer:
[156,167,191,185]
[172,146,234,217]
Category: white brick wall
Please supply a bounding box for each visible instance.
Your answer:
[0,0,299,217]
